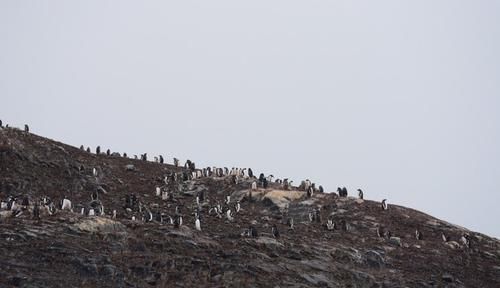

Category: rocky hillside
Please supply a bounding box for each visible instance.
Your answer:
[0,126,499,287]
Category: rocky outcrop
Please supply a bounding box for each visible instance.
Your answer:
[0,127,499,287]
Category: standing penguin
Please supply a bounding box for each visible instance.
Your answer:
[319,185,324,193]
[381,199,388,210]
[287,217,294,230]
[86,147,91,153]
[61,196,72,210]
[159,155,164,164]
[248,168,254,178]
[24,124,29,132]
[272,224,280,238]
[342,187,348,197]
[307,186,314,198]
[249,226,258,237]
[226,209,234,221]
[235,201,241,213]
[96,146,101,154]
[106,149,110,156]
[91,190,99,201]
[442,232,450,242]
[174,215,183,228]
[460,234,470,248]
[415,229,423,240]
[195,214,201,231]
[326,219,335,230]
[251,181,257,190]
[357,189,364,200]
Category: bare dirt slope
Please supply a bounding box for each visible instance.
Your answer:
[1,127,499,287]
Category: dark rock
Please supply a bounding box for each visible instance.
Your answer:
[365,250,385,269]
[442,274,454,283]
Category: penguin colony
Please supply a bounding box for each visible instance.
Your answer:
[0,121,473,251]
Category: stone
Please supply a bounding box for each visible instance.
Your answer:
[365,250,385,268]
[389,237,402,247]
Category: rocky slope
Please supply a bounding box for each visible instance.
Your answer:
[1,126,499,287]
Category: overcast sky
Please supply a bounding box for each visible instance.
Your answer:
[1,1,499,238]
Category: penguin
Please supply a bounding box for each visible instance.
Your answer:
[81,207,85,215]
[249,226,258,237]
[326,219,335,231]
[24,124,29,133]
[441,232,450,242]
[460,234,470,248]
[226,209,233,221]
[195,215,201,231]
[112,209,117,219]
[132,215,136,221]
[143,209,153,222]
[381,199,388,210]
[308,211,314,222]
[93,168,98,177]
[96,146,101,155]
[106,149,110,156]
[251,181,257,190]
[287,217,294,230]
[216,202,222,214]
[174,215,183,228]
[155,187,161,197]
[159,155,164,164]
[86,147,91,153]
[342,187,348,197]
[248,168,254,178]
[315,208,322,223]
[91,190,98,201]
[384,230,392,239]
[225,195,231,205]
[357,189,364,200]
[7,200,16,212]
[319,185,324,193]
[376,226,382,238]
[263,178,268,189]
[123,153,128,158]
[80,145,84,150]
[196,195,200,206]
[88,208,95,216]
[272,224,280,238]
[47,203,56,216]
[307,186,314,198]
[0,119,2,127]
[235,201,240,213]
[415,229,423,240]
[61,197,72,211]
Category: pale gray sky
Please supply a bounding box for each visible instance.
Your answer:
[1,1,499,238]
